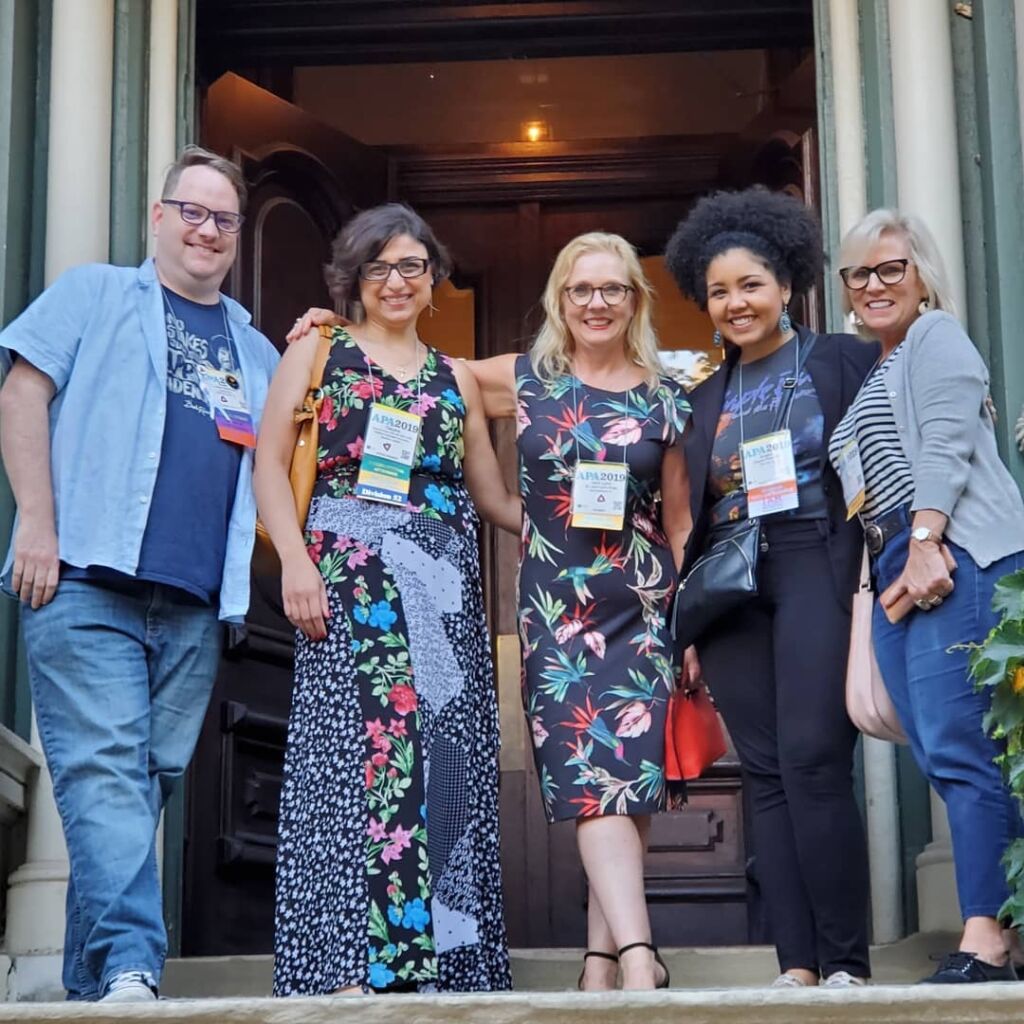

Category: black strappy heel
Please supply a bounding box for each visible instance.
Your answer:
[577,950,619,990]
[618,940,670,989]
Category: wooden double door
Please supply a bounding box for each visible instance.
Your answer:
[180,73,755,957]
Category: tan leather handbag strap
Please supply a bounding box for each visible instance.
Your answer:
[310,324,334,391]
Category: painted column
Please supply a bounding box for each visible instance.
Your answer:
[4,0,115,1001]
[44,0,114,282]
[147,0,179,257]
[1018,1,1024,150]
[825,0,903,945]
[828,0,866,232]
[888,0,963,934]
[888,0,966,316]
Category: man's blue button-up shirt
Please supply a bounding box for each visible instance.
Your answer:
[0,258,280,621]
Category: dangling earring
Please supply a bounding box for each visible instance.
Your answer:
[918,298,930,315]
[779,303,793,334]
[852,313,864,328]
[712,328,722,347]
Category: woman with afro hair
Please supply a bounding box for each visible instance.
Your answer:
[664,187,876,988]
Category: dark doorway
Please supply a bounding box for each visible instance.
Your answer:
[183,0,818,957]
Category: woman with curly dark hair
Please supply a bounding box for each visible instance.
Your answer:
[664,187,875,988]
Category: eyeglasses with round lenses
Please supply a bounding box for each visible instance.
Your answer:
[358,258,431,282]
[564,283,633,307]
[162,200,244,234]
[839,258,911,290]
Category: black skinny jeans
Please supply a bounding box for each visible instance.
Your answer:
[696,519,870,978]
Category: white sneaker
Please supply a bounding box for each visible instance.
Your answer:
[101,971,158,1002]
[771,973,809,988]
[823,971,867,988]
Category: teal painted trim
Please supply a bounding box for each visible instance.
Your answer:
[28,0,50,301]
[164,3,199,957]
[970,2,1024,486]
[177,0,196,148]
[895,746,930,935]
[110,0,151,267]
[813,0,845,332]
[949,4,988,365]
[0,0,46,740]
[858,0,898,208]
[0,0,36,325]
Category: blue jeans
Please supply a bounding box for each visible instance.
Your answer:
[871,519,1024,920]
[21,579,220,999]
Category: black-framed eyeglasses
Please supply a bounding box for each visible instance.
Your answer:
[838,258,911,290]
[359,258,431,282]
[564,283,633,307]
[162,199,244,234]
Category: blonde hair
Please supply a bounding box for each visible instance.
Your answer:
[838,209,958,328]
[530,232,663,387]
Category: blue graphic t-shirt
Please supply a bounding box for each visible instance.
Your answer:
[130,289,245,600]
[707,338,828,525]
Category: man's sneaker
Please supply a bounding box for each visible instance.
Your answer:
[101,971,158,1002]
[920,952,1018,984]
[822,971,868,988]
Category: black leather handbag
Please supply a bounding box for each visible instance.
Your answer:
[671,335,816,650]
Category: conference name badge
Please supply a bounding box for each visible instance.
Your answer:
[835,438,866,520]
[197,366,256,448]
[571,461,628,530]
[355,405,422,506]
[740,429,799,518]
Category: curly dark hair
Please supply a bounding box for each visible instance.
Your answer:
[664,187,822,309]
[325,203,452,310]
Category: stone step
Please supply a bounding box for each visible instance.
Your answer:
[157,931,959,998]
[0,987,1021,1024]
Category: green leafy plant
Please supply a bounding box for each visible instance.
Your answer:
[968,568,1024,927]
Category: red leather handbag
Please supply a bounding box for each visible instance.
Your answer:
[665,687,727,782]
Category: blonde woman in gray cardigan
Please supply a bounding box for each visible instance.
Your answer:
[830,209,1024,985]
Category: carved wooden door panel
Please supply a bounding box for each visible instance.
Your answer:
[181,73,387,956]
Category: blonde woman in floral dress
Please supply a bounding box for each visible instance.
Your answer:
[472,234,691,990]
[257,205,518,995]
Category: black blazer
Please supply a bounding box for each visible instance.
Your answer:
[681,325,880,611]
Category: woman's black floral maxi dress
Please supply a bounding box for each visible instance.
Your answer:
[273,327,511,994]
[515,355,691,822]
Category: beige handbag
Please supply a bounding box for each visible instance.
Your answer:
[845,546,908,745]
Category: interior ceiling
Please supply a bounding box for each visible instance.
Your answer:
[292,51,773,147]
[197,1,815,73]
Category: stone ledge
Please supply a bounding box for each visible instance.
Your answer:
[0,987,1021,1024]
[158,932,960,998]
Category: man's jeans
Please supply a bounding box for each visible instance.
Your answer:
[21,579,220,999]
[872,523,1024,920]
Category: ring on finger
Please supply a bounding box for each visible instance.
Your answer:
[928,595,943,607]
[915,598,931,611]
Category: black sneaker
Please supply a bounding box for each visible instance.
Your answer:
[920,951,1018,984]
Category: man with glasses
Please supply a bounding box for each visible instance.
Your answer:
[0,145,278,1002]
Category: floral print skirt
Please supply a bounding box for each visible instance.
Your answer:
[273,494,511,994]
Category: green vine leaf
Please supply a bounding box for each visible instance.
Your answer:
[969,620,1024,691]
[983,682,1024,737]
[992,568,1024,621]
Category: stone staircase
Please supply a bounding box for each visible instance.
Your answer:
[1,938,1020,1023]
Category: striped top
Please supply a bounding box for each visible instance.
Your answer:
[828,346,915,520]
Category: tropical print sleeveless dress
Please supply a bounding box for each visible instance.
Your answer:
[273,327,511,995]
[515,355,691,822]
